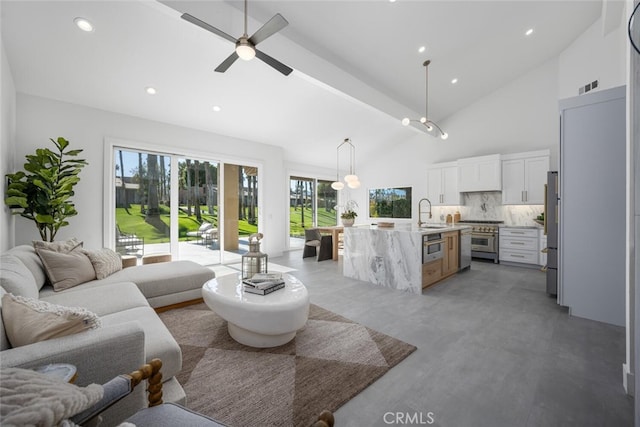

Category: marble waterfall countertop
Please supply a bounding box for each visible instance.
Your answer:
[342,224,470,294]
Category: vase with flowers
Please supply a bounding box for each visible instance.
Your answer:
[340,209,357,227]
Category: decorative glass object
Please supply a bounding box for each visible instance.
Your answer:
[241,233,268,279]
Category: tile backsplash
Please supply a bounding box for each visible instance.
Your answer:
[431,192,543,226]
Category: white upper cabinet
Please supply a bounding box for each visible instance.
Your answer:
[501,150,550,205]
[427,161,460,206]
[457,154,501,192]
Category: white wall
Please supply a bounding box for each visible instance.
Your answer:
[14,94,288,257]
[0,27,16,252]
[558,14,627,100]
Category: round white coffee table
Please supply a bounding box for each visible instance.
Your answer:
[202,273,310,348]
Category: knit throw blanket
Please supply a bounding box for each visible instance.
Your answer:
[0,367,103,426]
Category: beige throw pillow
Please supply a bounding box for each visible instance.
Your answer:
[83,248,122,280]
[36,248,96,291]
[1,293,101,348]
[33,237,83,253]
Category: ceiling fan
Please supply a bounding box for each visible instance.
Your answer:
[181,0,293,76]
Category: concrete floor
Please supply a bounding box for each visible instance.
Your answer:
[269,251,633,427]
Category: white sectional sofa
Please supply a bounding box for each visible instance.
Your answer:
[0,244,216,426]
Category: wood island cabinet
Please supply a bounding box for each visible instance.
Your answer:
[422,259,443,288]
[442,231,459,277]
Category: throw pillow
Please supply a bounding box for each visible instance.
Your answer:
[0,366,103,426]
[82,248,122,280]
[33,237,83,253]
[1,293,101,348]
[36,248,96,291]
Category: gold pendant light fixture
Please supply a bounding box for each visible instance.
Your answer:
[402,60,448,140]
[331,138,360,191]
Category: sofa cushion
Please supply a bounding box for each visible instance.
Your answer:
[41,281,149,316]
[6,245,47,290]
[101,307,182,380]
[0,288,9,351]
[0,254,38,300]
[93,261,215,300]
[1,293,101,348]
[36,248,96,291]
[82,248,122,280]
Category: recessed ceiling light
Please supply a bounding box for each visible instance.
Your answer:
[525,28,534,36]
[451,78,458,84]
[418,46,426,53]
[389,0,397,3]
[74,17,94,32]
[145,87,157,95]
[212,106,221,112]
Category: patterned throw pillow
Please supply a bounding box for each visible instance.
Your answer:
[82,248,122,280]
[1,293,101,348]
[35,248,96,291]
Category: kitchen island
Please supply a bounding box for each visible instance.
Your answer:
[343,224,471,294]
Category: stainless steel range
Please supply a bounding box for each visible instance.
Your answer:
[457,220,503,263]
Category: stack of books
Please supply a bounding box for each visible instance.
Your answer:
[242,273,285,295]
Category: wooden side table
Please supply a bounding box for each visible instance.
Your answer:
[142,253,172,265]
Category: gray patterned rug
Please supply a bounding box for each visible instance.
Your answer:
[159,302,416,427]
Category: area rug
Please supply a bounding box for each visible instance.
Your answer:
[158,303,416,427]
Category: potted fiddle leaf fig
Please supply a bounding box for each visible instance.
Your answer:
[4,137,88,242]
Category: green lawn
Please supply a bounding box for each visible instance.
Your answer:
[289,206,337,237]
[116,204,258,244]
[115,204,336,243]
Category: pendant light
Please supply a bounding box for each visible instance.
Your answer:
[331,138,360,191]
[402,60,448,140]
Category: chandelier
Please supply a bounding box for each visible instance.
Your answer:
[402,60,448,140]
[331,138,360,190]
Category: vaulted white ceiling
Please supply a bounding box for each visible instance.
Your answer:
[1,0,603,168]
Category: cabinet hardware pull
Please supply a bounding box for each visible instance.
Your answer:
[511,254,525,258]
[541,266,548,272]
[512,242,525,245]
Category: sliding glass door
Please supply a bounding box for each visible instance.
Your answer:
[114,149,171,257]
[289,176,337,249]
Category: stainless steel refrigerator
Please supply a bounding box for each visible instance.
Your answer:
[545,171,558,297]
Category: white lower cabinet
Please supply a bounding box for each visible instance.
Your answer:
[539,231,547,266]
[499,228,540,266]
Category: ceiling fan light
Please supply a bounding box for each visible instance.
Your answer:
[401,118,411,126]
[331,181,344,191]
[236,44,255,60]
[347,180,361,189]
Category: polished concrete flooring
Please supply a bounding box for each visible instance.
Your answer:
[269,251,633,427]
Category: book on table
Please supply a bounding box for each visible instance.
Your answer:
[243,277,285,290]
[243,282,285,295]
[249,272,283,282]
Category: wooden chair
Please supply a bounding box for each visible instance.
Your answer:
[303,228,333,261]
[72,359,334,427]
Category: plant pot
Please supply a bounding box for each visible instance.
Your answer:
[342,218,354,227]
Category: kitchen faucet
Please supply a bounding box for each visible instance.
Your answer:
[417,198,432,227]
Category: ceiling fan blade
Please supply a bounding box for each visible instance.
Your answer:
[215,51,240,73]
[249,13,288,46]
[181,13,237,44]
[255,49,293,76]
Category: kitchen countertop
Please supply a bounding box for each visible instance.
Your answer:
[349,223,471,235]
[499,224,543,229]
